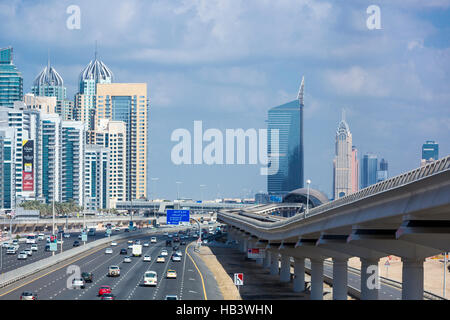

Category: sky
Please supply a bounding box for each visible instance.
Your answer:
[1,0,449,201]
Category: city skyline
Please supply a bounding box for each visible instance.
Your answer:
[0,1,448,200]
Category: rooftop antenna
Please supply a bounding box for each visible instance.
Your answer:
[342,108,346,122]
[94,40,98,60]
[297,76,305,106]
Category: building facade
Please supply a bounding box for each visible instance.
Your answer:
[95,83,148,201]
[361,153,378,189]
[84,145,109,210]
[421,140,439,166]
[0,126,15,209]
[267,77,304,197]
[0,47,23,108]
[377,158,388,182]
[333,111,352,199]
[351,146,359,193]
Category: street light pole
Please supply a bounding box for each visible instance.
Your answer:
[305,179,311,219]
[444,252,447,298]
[52,170,56,256]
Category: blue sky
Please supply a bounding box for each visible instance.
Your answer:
[1,0,449,200]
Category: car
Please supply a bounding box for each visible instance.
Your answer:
[173,237,180,243]
[166,269,177,278]
[44,244,50,252]
[123,256,132,263]
[108,266,120,277]
[120,248,127,255]
[115,227,121,232]
[166,240,172,246]
[98,285,112,296]
[101,293,115,300]
[111,241,118,246]
[18,251,28,260]
[128,244,133,249]
[20,292,37,300]
[37,234,45,241]
[156,256,165,263]
[150,237,157,243]
[6,247,17,254]
[173,245,179,251]
[105,248,113,254]
[143,271,157,286]
[31,244,38,251]
[81,272,93,283]
[143,242,149,247]
[143,255,151,262]
[124,229,129,232]
[73,241,80,247]
[165,295,178,300]
[180,240,187,245]
[63,233,70,238]
[134,240,141,245]
[127,240,133,244]
[1,242,9,248]
[175,251,182,257]
[72,278,85,289]
[172,255,181,262]
[24,248,33,256]
[164,232,168,236]
[160,249,168,256]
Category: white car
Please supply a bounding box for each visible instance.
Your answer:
[143,242,149,247]
[156,256,165,263]
[108,265,120,277]
[105,248,113,254]
[18,251,28,260]
[160,250,168,256]
[128,244,133,249]
[143,271,157,286]
[111,242,118,246]
[150,237,157,243]
[37,234,45,241]
[63,233,71,238]
[175,251,182,257]
[24,248,33,256]
[127,240,133,244]
[72,278,85,289]
[31,244,38,251]
[166,269,177,279]
[172,255,181,262]
[2,242,10,248]
[164,232,168,236]
[123,256,132,263]
[143,255,151,262]
[6,247,17,254]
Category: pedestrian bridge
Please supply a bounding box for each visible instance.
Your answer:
[218,155,450,300]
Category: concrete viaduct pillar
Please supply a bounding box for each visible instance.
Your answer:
[332,258,348,300]
[263,249,271,269]
[310,258,324,300]
[360,258,380,300]
[279,254,291,282]
[293,257,305,292]
[402,258,424,300]
[269,251,279,275]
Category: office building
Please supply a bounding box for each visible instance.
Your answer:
[333,110,352,199]
[377,158,388,182]
[84,145,109,210]
[361,153,378,189]
[0,126,15,209]
[0,47,23,108]
[421,140,439,166]
[95,83,148,201]
[351,146,359,193]
[61,121,85,207]
[94,119,127,208]
[267,77,304,197]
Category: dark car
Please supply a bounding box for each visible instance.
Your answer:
[81,272,93,283]
[101,293,115,300]
[173,245,179,251]
[45,244,50,251]
[120,248,127,255]
[173,237,180,243]
[73,240,80,247]
[166,240,172,246]
[124,229,129,232]
[180,240,186,246]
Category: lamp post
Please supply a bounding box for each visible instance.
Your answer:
[305,179,311,219]
[445,252,447,298]
[151,178,159,219]
[176,181,182,200]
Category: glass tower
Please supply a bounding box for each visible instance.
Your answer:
[267,77,304,197]
[361,153,378,189]
[421,141,439,166]
[0,47,23,108]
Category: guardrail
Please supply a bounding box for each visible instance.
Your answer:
[0,225,189,289]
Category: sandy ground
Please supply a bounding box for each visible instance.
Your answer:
[347,255,450,297]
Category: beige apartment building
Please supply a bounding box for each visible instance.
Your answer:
[95,83,148,201]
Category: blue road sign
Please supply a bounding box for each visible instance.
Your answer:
[166,209,190,225]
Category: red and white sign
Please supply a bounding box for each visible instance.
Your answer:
[234,273,244,286]
[384,260,390,267]
[247,248,265,259]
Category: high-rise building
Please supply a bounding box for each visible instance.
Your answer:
[267,77,304,197]
[377,158,388,182]
[31,57,73,120]
[22,94,57,114]
[351,146,359,193]
[74,52,113,131]
[333,110,352,199]
[95,83,148,201]
[0,126,15,209]
[0,47,23,108]
[84,145,109,210]
[40,113,62,203]
[94,119,127,208]
[421,140,439,166]
[361,153,378,189]
[61,121,85,207]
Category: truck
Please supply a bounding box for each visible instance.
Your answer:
[132,244,142,257]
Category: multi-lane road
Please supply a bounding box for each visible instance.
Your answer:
[0,230,222,300]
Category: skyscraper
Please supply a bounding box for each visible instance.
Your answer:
[267,77,304,197]
[95,83,148,201]
[333,110,352,199]
[84,145,109,210]
[361,153,378,189]
[351,146,359,193]
[0,47,23,108]
[0,126,15,209]
[377,158,388,182]
[421,140,439,166]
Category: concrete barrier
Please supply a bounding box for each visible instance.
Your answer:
[0,225,188,289]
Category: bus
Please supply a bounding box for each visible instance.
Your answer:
[26,234,37,244]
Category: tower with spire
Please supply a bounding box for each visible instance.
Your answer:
[333,109,353,199]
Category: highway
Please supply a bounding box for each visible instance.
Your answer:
[0,230,222,300]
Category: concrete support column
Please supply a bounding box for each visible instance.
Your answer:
[263,250,271,269]
[402,258,424,300]
[243,238,248,254]
[310,258,324,300]
[293,257,305,292]
[360,258,379,300]
[332,258,348,300]
[270,253,279,275]
[280,255,291,282]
